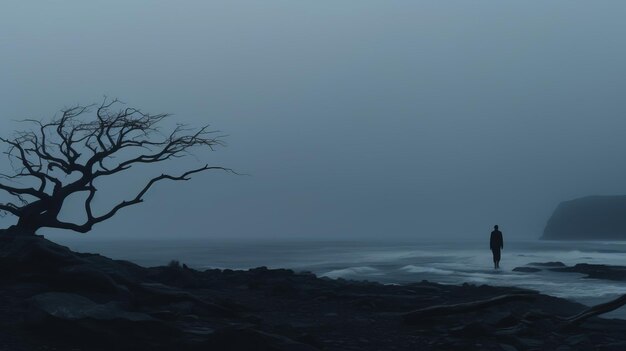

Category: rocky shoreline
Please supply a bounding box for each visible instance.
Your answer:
[1,235,626,350]
[513,261,626,281]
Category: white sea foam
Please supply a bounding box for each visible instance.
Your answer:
[400,265,455,275]
[321,266,382,279]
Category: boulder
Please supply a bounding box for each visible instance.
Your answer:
[25,292,154,323]
[53,264,128,295]
[24,292,179,349]
[0,235,83,274]
[136,283,237,318]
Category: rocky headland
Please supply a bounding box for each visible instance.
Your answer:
[543,196,626,240]
[2,235,626,350]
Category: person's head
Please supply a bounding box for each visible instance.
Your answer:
[494,225,499,230]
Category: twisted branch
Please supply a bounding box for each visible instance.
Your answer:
[0,98,229,234]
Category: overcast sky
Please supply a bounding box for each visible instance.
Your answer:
[2,1,626,241]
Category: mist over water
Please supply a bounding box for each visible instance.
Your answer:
[3,2,626,241]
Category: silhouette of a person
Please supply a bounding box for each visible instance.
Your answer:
[490,225,504,269]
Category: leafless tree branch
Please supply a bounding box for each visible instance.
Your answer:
[0,98,229,235]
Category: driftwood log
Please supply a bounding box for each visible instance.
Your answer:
[403,292,626,328]
[402,294,537,324]
[564,293,626,326]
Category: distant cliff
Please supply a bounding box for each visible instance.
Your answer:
[543,196,626,240]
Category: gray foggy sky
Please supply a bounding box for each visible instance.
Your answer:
[2,1,626,240]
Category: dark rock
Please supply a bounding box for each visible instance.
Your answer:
[137,283,237,318]
[0,235,82,274]
[24,292,179,349]
[450,322,491,337]
[521,309,552,321]
[181,314,200,322]
[25,292,155,323]
[271,281,300,297]
[150,310,178,321]
[597,342,626,350]
[516,338,543,349]
[149,263,198,288]
[494,313,520,328]
[296,334,323,349]
[550,263,626,281]
[79,254,146,285]
[352,298,377,309]
[565,334,590,346]
[54,264,128,295]
[203,327,320,351]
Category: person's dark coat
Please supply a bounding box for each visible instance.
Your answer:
[490,230,503,251]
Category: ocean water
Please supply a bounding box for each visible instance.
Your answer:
[54,238,626,319]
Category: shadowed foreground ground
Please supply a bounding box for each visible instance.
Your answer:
[0,235,625,350]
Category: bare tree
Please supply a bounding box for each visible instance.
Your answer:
[0,99,230,235]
